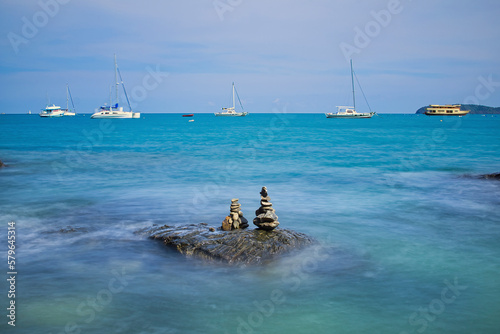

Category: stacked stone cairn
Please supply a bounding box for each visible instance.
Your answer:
[221,198,249,231]
[253,187,280,231]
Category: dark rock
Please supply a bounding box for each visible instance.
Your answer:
[0,160,5,168]
[240,216,249,229]
[254,186,280,230]
[43,226,88,234]
[252,221,280,231]
[145,223,315,264]
[478,173,500,180]
[259,211,278,222]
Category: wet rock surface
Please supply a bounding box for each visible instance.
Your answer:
[0,160,6,168]
[43,226,88,234]
[478,172,500,180]
[143,223,316,264]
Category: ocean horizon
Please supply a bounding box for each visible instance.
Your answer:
[1,113,499,333]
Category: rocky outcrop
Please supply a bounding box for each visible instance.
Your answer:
[0,160,5,168]
[253,187,279,231]
[478,173,500,180]
[221,198,249,231]
[43,226,88,234]
[144,223,315,264]
[463,172,500,181]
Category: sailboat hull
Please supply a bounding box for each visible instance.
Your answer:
[325,112,374,119]
[91,111,140,119]
[214,112,248,117]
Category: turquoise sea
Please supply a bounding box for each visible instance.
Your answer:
[1,113,499,334]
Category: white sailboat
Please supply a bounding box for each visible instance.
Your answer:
[325,60,375,119]
[63,84,76,116]
[40,85,77,117]
[91,55,140,119]
[215,82,248,117]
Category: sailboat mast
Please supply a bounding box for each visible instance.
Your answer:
[109,85,112,107]
[66,84,69,110]
[351,59,356,110]
[114,54,119,106]
[232,82,235,109]
[67,85,76,112]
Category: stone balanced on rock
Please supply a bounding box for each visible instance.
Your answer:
[221,198,249,231]
[253,187,279,231]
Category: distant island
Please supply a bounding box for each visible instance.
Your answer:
[415,104,500,114]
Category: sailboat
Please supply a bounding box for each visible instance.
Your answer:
[91,55,140,119]
[63,84,76,116]
[214,82,248,116]
[325,60,375,119]
[40,85,77,117]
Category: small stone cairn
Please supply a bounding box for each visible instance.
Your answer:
[221,199,249,231]
[253,187,279,231]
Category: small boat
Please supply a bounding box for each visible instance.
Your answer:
[215,82,248,117]
[326,106,375,119]
[325,60,375,119]
[91,55,140,119]
[424,105,470,116]
[182,114,194,117]
[40,104,65,117]
[40,85,77,117]
[188,119,194,122]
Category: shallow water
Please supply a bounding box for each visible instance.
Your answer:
[1,113,499,333]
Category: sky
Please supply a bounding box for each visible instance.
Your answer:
[1,0,499,114]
